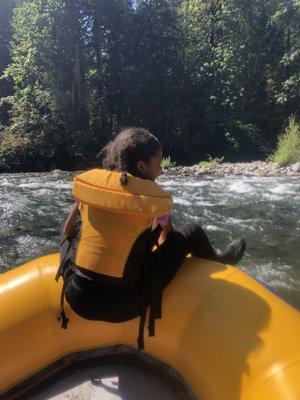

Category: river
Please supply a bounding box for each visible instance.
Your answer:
[1,171,299,309]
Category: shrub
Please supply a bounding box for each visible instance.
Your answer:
[161,156,177,169]
[198,155,224,168]
[268,116,300,165]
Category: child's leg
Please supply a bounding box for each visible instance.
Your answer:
[149,222,216,288]
[150,222,245,287]
[150,228,190,287]
[177,222,245,265]
[177,222,218,260]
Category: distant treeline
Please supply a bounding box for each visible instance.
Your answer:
[0,0,299,171]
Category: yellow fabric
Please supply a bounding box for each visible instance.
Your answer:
[73,169,172,277]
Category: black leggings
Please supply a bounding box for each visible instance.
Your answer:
[64,222,218,322]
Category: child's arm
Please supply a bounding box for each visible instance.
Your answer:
[63,202,79,237]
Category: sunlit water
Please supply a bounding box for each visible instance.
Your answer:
[1,171,299,309]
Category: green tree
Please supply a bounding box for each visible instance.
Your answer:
[1,0,62,171]
[1,0,299,170]
[271,1,300,117]
[84,0,134,140]
[127,0,185,157]
[179,0,300,160]
[180,0,251,159]
[0,0,91,171]
[0,0,17,124]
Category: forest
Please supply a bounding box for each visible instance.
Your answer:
[0,0,299,171]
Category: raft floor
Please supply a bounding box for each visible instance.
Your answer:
[18,348,196,400]
[29,363,181,400]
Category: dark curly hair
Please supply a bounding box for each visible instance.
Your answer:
[100,127,162,184]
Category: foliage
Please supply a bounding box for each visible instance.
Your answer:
[198,155,224,168]
[0,0,17,124]
[0,0,299,171]
[179,0,300,159]
[268,116,300,165]
[161,156,177,169]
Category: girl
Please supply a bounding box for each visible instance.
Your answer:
[58,127,245,349]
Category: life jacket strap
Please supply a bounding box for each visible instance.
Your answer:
[57,272,71,329]
[56,215,81,328]
[137,300,147,350]
[137,225,163,349]
[148,308,156,337]
[55,236,73,282]
[57,309,69,329]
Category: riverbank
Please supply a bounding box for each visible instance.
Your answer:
[9,161,299,178]
[165,161,300,177]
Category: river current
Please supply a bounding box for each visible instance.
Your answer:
[1,172,299,309]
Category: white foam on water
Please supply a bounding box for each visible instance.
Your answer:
[182,213,200,222]
[269,184,296,195]
[19,182,71,190]
[173,197,193,206]
[228,182,254,194]
[222,217,260,232]
[268,277,300,291]
[250,262,297,291]
[294,195,300,203]
[270,185,287,194]
[183,181,210,187]
[19,182,43,189]
[204,224,220,231]
[262,193,282,201]
[226,217,246,225]
[163,186,177,192]
[46,182,72,189]
[2,195,30,212]
[2,172,300,306]
[195,201,214,207]
[161,179,210,188]
[0,178,14,187]
[16,234,36,248]
[33,189,54,197]
[160,180,183,187]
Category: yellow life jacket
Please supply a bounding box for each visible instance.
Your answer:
[73,169,172,278]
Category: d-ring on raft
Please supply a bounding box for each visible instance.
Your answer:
[1,254,300,399]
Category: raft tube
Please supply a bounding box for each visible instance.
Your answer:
[1,254,300,399]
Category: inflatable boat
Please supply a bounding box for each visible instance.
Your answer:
[1,254,300,399]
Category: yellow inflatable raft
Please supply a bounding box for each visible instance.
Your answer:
[1,254,300,399]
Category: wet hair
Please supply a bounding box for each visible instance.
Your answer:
[100,127,162,185]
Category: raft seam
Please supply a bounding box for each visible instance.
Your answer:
[246,360,300,399]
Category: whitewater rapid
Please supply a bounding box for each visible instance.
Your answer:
[1,172,299,308]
